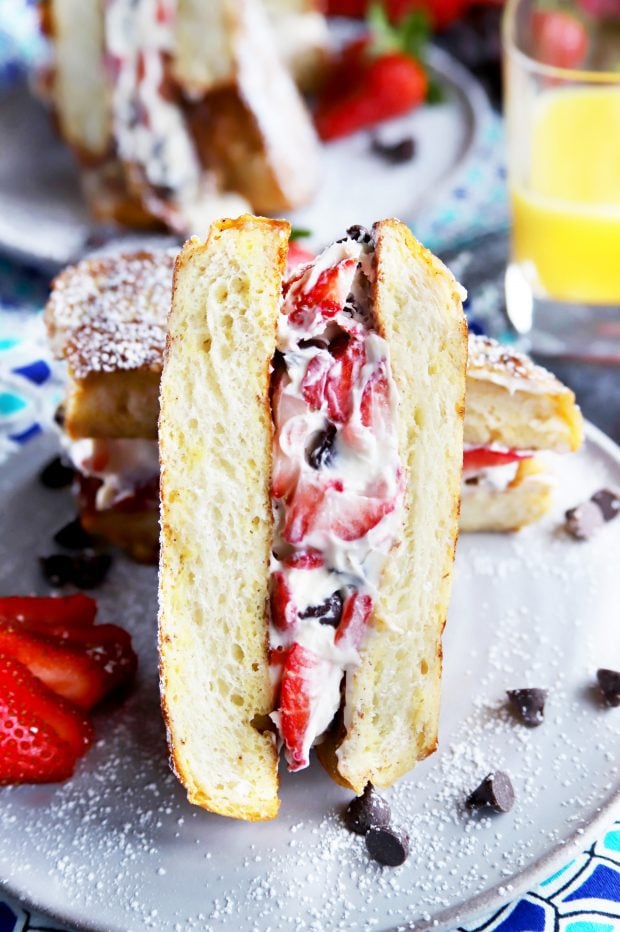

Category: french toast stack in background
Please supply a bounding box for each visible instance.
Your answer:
[461,335,583,532]
[38,0,324,233]
[45,251,175,563]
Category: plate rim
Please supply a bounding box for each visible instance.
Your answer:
[0,421,618,932]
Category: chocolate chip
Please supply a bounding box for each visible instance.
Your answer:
[71,553,112,589]
[343,783,391,836]
[299,591,343,628]
[39,456,75,490]
[591,489,620,522]
[53,405,66,429]
[39,552,112,589]
[307,424,337,470]
[53,518,96,550]
[39,554,74,587]
[366,826,410,866]
[371,135,416,164]
[506,688,548,727]
[346,225,372,244]
[466,771,515,813]
[596,668,620,707]
[565,488,620,539]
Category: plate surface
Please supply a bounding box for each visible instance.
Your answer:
[0,45,487,270]
[0,424,618,932]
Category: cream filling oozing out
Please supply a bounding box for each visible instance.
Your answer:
[461,461,520,494]
[66,438,160,510]
[269,232,405,770]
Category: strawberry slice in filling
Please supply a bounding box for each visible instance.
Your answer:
[462,447,533,493]
[268,231,405,771]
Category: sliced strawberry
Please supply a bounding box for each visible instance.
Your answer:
[532,10,589,70]
[283,477,344,545]
[287,259,358,330]
[301,353,331,411]
[335,592,373,648]
[0,654,92,760]
[279,643,325,771]
[325,336,366,423]
[323,489,395,542]
[287,241,315,270]
[463,448,530,472]
[60,625,138,695]
[268,645,291,669]
[270,572,298,633]
[360,361,391,430]
[282,549,325,570]
[0,626,108,710]
[0,594,97,629]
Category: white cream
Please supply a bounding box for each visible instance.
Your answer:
[269,233,405,769]
[67,438,159,510]
[462,461,520,494]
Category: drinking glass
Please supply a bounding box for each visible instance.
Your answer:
[503,0,620,360]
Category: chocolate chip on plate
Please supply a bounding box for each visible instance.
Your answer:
[39,554,74,587]
[591,489,620,522]
[53,518,96,550]
[39,455,75,490]
[565,488,620,539]
[71,553,112,589]
[466,771,515,813]
[366,826,410,866]
[506,688,548,727]
[596,668,620,707]
[299,591,343,628]
[40,552,112,589]
[307,423,337,470]
[343,783,391,836]
[346,224,372,244]
[371,135,416,164]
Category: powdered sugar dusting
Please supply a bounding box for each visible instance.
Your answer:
[45,250,175,380]
[0,427,618,931]
[467,334,569,396]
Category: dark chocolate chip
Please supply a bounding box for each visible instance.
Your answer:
[346,224,372,244]
[506,688,548,727]
[299,591,343,628]
[307,424,337,470]
[343,783,391,836]
[53,405,66,429]
[591,489,620,522]
[564,500,605,540]
[366,826,410,866]
[39,456,75,490]
[53,518,96,550]
[71,553,112,589]
[596,668,620,707]
[40,552,112,589]
[466,771,515,813]
[39,554,74,587]
[371,135,416,164]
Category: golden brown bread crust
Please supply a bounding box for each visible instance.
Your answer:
[80,505,159,564]
[318,220,467,792]
[159,215,290,820]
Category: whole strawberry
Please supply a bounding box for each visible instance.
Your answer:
[315,5,430,141]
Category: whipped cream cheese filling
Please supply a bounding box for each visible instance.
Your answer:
[268,230,405,771]
[67,438,159,510]
[104,0,202,224]
[462,461,520,494]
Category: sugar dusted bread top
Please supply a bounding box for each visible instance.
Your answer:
[465,334,583,453]
[45,250,174,381]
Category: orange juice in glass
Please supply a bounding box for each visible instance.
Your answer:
[503,0,620,359]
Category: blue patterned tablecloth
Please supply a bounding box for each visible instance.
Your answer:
[0,4,619,931]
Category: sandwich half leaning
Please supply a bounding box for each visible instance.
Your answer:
[158,215,467,820]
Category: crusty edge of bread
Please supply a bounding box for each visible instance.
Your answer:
[158,214,290,821]
[317,220,468,792]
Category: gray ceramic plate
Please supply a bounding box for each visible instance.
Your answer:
[0,423,618,931]
[0,45,488,271]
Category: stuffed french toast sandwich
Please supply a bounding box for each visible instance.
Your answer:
[158,215,468,820]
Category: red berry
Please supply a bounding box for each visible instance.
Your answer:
[282,550,325,570]
[270,572,298,633]
[0,594,97,629]
[335,592,373,648]
[463,448,530,472]
[279,643,326,771]
[531,11,589,69]
[360,361,391,430]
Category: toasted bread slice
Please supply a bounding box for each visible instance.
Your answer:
[316,221,468,792]
[465,335,583,453]
[45,250,175,440]
[158,216,290,820]
[460,457,552,533]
